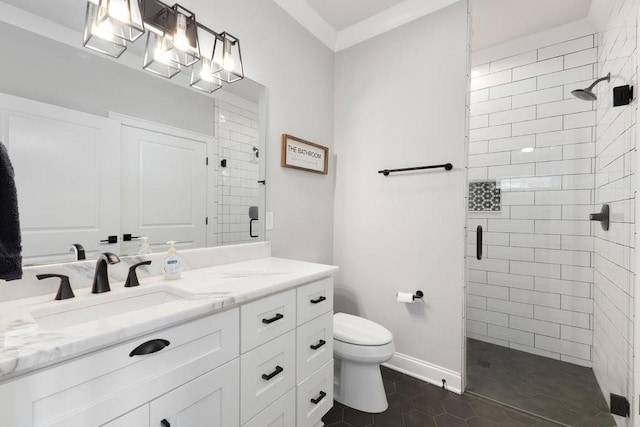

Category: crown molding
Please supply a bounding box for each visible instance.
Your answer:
[273,0,460,52]
[335,0,460,51]
[272,0,337,50]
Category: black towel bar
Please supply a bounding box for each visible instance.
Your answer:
[378,163,453,176]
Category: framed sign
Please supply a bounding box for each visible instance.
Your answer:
[281,134,328,174]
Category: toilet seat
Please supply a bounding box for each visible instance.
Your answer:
[334,313,393,346]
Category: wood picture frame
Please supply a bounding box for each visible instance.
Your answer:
[281,134,329,174]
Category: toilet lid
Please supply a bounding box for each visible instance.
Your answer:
[334,313,393,346]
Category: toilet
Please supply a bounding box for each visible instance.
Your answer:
[333,313,395,413]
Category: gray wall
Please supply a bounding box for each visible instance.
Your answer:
[333,1,468,389]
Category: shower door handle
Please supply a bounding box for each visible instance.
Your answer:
[476,225,482,260]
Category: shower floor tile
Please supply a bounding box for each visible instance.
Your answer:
[322,365,564,427]
[466,338,615,426]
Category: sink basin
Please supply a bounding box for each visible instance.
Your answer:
[30,285,193,331]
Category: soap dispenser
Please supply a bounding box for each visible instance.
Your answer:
[162,241,183,280]
[138,237,153,255]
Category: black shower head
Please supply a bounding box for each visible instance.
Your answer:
[571,73,610,101]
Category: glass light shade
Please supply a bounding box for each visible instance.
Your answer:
[211,32,244,83]
[143,31,181,79]
[97,0,144,42]
[82,2,127,58]
[190,57,223,94]
[167,6,201,67]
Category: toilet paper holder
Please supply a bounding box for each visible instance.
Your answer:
[413,291,424,300]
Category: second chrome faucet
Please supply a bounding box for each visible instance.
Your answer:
[92,252,121,294]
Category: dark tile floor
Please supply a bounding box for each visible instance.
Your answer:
[466,338,615,427]
[322,365,565,427]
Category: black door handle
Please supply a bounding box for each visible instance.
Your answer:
[310,296,326,304]
[100,235,118,244]
[261,365,283,381]
[129,339,170,357]
[123,233,141,241]
[161,420,170,427]
[262,313,284,324]
[476,225,482,260]
[311,391,327,404]
[310,339,326,350]
[250,218,258,238]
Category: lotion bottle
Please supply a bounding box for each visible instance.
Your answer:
[137,237,152,255]
[162,241,183,280]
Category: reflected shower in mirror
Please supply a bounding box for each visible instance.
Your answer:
[0,7,266,266]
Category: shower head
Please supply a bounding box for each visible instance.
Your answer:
[571,73,611,101]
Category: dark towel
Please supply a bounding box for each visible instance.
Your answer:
[0,141,22,280]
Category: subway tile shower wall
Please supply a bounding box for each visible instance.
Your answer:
[215,100,260,246]
[468,35,598,367]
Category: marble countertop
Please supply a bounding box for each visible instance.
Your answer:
[0,256,338,381]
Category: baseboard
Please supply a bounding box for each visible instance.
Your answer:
[383,352,462,394]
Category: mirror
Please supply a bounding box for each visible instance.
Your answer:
[0,1,266,265]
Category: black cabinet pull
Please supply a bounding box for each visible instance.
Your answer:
[123,233,141,241]
[310,339,326,350]
[100,235,118,244]
[310,296,326,304]
[161,420,170,427]
[129,339,170,357]
[476,225,483,260]
[310,391,327,405]
[262,313,284,324]
[261,365,283,381]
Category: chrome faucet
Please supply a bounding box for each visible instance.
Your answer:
[92,252,120,294]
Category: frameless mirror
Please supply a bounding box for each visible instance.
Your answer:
[0,1,266,265]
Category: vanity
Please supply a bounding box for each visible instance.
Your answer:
[0,243,337,426]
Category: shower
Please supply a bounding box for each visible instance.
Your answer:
[571,72,610,100]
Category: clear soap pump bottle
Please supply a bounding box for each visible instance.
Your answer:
[162,241,183,280]
[137,237,152,255]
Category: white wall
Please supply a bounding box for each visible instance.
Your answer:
[185,0,336,265]
[593,0,638,425]
[468,35,598,367]
[333,1,468,390]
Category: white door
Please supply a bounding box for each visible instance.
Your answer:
[120,125,207,254]
[0,93,120,264]
[149,359,240,427]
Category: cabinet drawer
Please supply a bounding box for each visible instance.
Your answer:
[297,360,334,427]
[28,308,239,427]
[242,388,295,427]
[241,289,296,352]
[240,330,296,424]
[296,277,333,325]
[150,358,239,427]
[296,311,333,382]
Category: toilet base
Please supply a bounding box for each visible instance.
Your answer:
[334,358,388,413]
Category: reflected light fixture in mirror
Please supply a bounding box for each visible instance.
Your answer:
[82,2,127,58]
[97,0,144,42]
[82,0,244,91]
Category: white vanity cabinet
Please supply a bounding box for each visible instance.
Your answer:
[0,274,335,427]
[0,308,240,427]
[241,277,334,427]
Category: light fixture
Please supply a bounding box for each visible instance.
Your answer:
[521,147,534,153]
[82,0,244,88]
[212,32,244,83]
[83,2,127,58]
[142,30,181,79]
[190,57,223,93]
[96,0,144,42]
